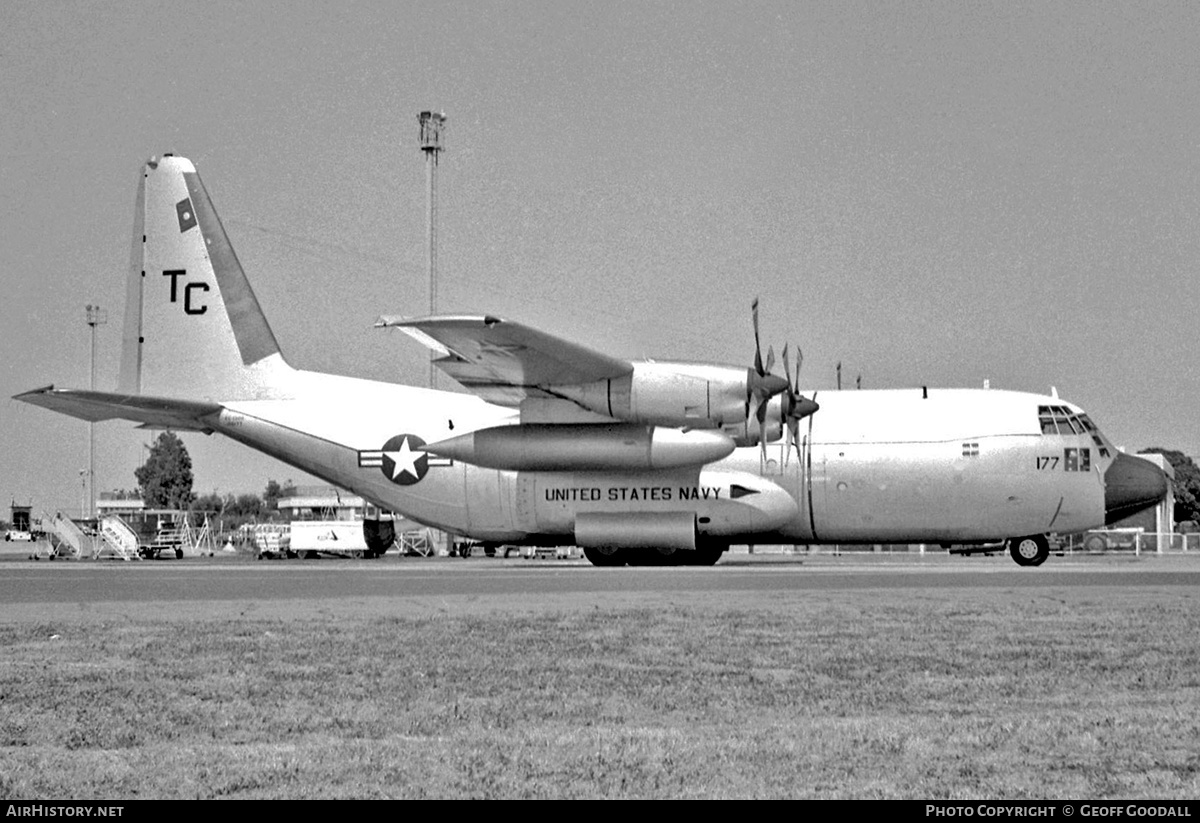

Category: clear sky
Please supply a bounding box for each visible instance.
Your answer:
[2,0,1198,516]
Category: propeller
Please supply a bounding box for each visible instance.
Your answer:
[780,344,819,465]
[749,299,788,408]
[749,298,789,461]
[745,299,822,464]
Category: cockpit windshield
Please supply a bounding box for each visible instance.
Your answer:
[1039,405,1112,458]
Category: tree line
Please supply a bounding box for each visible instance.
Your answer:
[133,431,297,527]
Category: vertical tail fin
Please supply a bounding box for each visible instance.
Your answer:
[118,155,292,400]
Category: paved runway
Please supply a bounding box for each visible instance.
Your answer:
[1,552,1196,622]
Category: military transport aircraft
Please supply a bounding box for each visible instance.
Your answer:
[15,155,1168,567]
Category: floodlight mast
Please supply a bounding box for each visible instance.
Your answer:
[418,111,446,390]
[85,304,107,519]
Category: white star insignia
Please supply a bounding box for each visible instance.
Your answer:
[384,436,423,480]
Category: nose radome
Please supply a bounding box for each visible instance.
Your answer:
[1104,452,1169,524]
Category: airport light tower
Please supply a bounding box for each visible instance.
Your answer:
[419,111,446,389]
[85,304,106,519]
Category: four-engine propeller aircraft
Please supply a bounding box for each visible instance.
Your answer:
[15,155,1169,566]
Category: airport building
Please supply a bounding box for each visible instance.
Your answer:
[276,486,368,521]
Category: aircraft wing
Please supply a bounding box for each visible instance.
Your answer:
[377,315,632,405]
[13,386,223,432]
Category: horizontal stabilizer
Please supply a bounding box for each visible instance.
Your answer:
[14,386,222,432]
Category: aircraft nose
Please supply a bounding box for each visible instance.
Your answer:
[1104,452,1169,524]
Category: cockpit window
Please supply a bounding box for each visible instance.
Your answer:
[1039,405,1101,443]
[1077,414,1112,458]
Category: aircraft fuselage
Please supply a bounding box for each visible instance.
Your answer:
[207,372,1109,549]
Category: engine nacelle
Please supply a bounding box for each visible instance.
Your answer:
[422,423,736,471]
[552,362,749,428]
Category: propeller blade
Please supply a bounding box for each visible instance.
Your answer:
[755,396,769,427]
[751,298,763,375]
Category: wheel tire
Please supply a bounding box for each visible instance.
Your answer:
[643,546,678,566]
[1009,534,1049,567]
[1083,534,1108,553]
[362,520,396,557]
[582,545,625,567]
[689,543,726,566]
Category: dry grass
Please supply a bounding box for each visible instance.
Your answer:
[1,589,1198,798]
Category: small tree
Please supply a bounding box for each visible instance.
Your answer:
[135,431,195,511]
[263,479,298,513]
[229,493,263,520]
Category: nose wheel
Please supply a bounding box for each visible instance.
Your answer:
[1008,534,1050,567]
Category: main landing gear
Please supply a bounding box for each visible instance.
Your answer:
[581,542,727,567]
[1007,534,1050,567]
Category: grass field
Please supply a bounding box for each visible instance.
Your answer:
[1,584,1198,798]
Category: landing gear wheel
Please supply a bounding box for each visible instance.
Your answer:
[362,520,396,558]
[1008,534,1049,567]
[688,543,726,566]
[582,545,626,567]
[641,546,678,566]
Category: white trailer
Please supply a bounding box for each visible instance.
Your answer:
[288,520,372,558]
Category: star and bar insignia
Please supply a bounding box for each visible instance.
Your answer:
[358,434,452,486]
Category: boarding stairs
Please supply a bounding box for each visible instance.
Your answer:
[41,512,90,559]
[96,515,139,561]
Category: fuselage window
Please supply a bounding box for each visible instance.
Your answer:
[1064,447,1092,472]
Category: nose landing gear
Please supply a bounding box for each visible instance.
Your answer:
[1008,534,1050,567]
